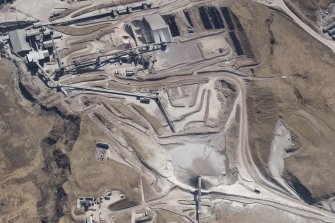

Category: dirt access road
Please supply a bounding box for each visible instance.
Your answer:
[200,69,335,222]
[66,68,335,222]
[253,0,335,53]
[82,68,335,222]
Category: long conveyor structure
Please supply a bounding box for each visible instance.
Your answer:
[62,42,165,74]
[61,84,176,132]
[196,176,202,223]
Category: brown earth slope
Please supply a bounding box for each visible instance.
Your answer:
[284,0,334,31]
[231,0,335,202]
[0,59,81,222]
[0,59,48,223]
[62,115,142,216]
[0,57,156,222]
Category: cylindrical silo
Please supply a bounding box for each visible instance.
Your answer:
[328,26,335,35]
[323,21,335,32]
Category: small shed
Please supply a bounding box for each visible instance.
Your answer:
[125,69,135,76]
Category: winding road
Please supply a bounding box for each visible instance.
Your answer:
[215,70,335,222]
[253,0,335,53]
[65,66,335,222]
[16,0,335,221]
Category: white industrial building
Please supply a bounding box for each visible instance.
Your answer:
[143,14,171,44]
[26,50,49,63]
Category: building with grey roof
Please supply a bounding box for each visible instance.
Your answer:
[143,14,171,44]
[8,29,31,55]
[43,40,54,49]
[26,29,40,37]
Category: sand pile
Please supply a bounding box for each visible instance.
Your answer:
[168,143,227,188]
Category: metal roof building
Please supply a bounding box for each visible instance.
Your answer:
[26,29,40,37]
[9,29,31,54]
[143,14,171,43]
[26,50,49,63]
[43,40,54,48]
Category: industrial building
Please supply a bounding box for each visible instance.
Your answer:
[7,25,57,65]
[0,0,16,5]
[26,50,49,63]
[53,1,152,26]
[8,29,31,55]
[112,1,151,17]
[143,14,172,44]
[43,40,54,49]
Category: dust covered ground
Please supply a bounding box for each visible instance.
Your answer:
[231,0,335,202]
[213,202,319,223]
[2,0,335,222]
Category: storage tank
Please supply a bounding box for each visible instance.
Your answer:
[323,21,335,32]
[328,26,335,35]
